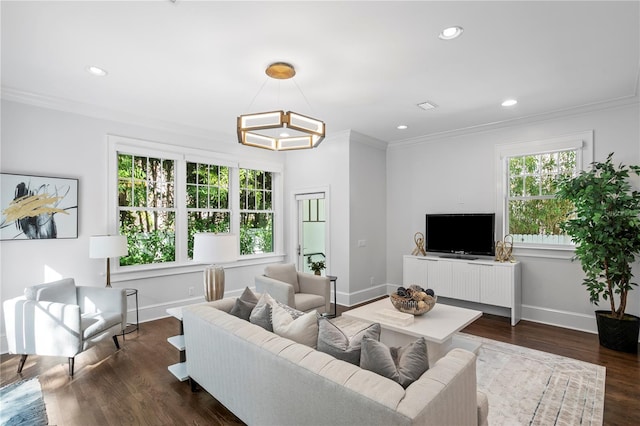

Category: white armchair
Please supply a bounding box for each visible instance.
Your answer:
[254,263,331,314]
[3,278,126,376]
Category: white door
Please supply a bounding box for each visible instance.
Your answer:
[294,192,327,274]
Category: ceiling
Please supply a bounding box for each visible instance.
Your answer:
[2,1,639,145]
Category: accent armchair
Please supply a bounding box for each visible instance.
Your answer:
[3,278,126,376]
[254,263,331,314]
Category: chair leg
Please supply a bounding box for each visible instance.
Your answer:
[113,334,120,350]
[17,355,28,373]
[68,357,75,377]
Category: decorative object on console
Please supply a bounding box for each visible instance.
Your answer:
[390,285,436,315]
[410,231,427,256]
[89,234,128,287]
[237,62,325,151]
[1,173,78,240]
[495,234,514,263]
[193,233,238,301]
[556,153,640,353]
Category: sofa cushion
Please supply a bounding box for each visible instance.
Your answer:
[360,336,429,389]
[82,311,122,339]
[264,263,300,293]
[271,302,319,348]
[317,317,381,365]
[24,278,77,305]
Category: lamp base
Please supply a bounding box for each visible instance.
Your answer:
[204,265,225,301]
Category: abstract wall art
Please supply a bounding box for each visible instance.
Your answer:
[1,173,78,240]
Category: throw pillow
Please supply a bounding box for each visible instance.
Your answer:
[360,336,429,389]
[238,286,260,305]
[230,287,260,321]
[229,298,255,321]
[316,318,381,365]
[271,302,319,348]
[250,292,276,331]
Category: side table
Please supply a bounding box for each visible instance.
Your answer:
[326,275,337,318]
[123,288,139,337]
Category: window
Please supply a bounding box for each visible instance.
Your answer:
[118,153,176,265]
[507,151,576,245]
[239,168,273,255]
[108,135,283,271]
[186,162,230,258]
[496,131,593,249]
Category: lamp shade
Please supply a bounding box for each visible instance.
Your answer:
[193,233,238,264]
[89,235,129,259]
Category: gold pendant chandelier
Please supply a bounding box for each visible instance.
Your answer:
[237,62,325,151]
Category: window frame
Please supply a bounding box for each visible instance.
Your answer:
[107,135,284,280]
[495,131,593,257]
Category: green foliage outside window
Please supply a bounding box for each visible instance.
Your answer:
[116,154,276,265]
[186,162,231,258]
[507,151,576,243]
[118,154,176,265]
[239,169,274,255]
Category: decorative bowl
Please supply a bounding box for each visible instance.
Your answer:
[390,286,437,316]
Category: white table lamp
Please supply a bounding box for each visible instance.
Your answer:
[89,235,128,287]
[193,233,238,301]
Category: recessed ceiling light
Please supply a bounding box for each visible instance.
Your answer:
[397,125,408,130]
[86,66,108,77]
[439,26,463,40]
[501,99,518,107]
[417,101,438,110]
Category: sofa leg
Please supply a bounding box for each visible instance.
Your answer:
[69,357,75,377]
[17,355,28,373]
[113,334,120,350]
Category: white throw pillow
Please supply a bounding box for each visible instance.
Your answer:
[271,302,319,348]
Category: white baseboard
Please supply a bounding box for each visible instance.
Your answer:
[337,284,388,307]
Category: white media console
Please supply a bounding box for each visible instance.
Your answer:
[403,255,522,326]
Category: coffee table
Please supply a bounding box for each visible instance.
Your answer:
[342,298,482,365]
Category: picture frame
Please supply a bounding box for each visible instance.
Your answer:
[1,173,78,240]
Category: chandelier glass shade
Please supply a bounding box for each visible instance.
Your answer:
[237,62,325,151]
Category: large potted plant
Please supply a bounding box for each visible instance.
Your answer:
[556,153,640,353]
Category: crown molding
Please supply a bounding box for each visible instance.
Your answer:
[388,94,640,149]
[0,86,234,143]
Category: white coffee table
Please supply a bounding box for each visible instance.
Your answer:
[342,298,482,365]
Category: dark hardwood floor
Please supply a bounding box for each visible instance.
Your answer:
[2,303,638,425]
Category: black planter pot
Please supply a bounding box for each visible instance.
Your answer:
[595,310,640,353]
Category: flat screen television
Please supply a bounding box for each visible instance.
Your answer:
[425,213,495,259]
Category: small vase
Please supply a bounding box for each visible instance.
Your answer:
[314,270,321,276]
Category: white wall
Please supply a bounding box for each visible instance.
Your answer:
[349,132,388,304]
[0,100,283,351]
[283,131,351,304]
[387,102,640,334]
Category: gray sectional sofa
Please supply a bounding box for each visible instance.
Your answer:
[183,298,488,426]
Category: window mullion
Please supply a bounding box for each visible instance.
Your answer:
[175,159,188,263]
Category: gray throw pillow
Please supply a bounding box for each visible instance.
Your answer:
[250,292,275,331]
[230,287,260,321]
[239,286,260,305]
[360,336,429,389]
[230,298,255,321]
[317,318,381,365]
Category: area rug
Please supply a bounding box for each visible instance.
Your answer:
[331,316,605,426]
[0,377,48,426]
[460,333,605,426]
